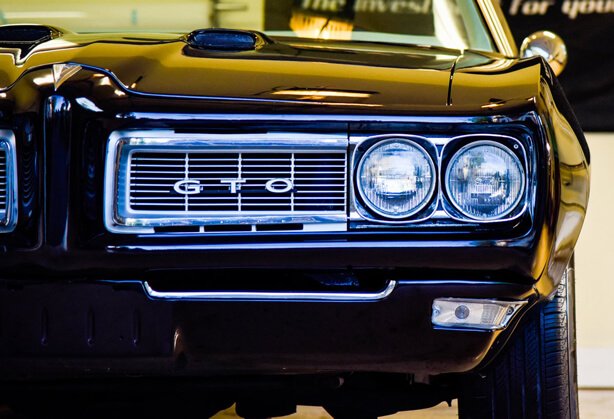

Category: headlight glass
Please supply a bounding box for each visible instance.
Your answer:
[445,141,525,220]
[357,139,435,219]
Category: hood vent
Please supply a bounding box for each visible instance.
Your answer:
[0,24,59,59]
[186,29,266,52]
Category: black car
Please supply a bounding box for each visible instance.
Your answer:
[0,1,589,418]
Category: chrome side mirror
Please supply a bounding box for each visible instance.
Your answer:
[520,31,568,76]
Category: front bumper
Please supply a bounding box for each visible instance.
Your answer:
[0,278,536,380]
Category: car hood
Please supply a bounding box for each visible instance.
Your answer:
[0,33,541,114]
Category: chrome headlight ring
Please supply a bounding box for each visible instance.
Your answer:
[444,140,526,221]
[356,137,437,220]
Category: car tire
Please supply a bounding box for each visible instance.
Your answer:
[458,258,579,419]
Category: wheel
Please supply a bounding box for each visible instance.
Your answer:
[458,258,579,419]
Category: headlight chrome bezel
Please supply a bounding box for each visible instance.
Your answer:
[356,138,437,220]
[351,133,530,225]
[0,130,18,234]
[443,139,527,221]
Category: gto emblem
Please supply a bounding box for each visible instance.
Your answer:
[173,178,294,195]
[265,178,293,194]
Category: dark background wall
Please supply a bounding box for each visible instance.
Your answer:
[500,0,614,131]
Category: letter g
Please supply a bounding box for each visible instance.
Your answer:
[173,179,201,195]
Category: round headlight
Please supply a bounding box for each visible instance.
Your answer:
[357,139,435,219]
[445,141,525,220]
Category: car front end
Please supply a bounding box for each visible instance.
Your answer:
[0,1,589,417]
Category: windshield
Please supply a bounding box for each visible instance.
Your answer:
[0,0,495,52]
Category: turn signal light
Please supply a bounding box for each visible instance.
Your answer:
[432,298,527,330]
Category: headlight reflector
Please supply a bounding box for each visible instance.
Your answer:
[357,139,435,218]
[445,141,525,220]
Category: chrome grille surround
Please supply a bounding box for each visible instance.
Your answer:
[105,130,348,234]
[0,130,17,233]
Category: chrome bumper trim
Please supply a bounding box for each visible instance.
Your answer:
[142,280,396,302]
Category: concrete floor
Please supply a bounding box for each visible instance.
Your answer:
[213,390,614,418]
[0,390,611,417]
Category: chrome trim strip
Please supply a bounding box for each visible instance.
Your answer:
[476,0,518,57]
[0,130,18,233]
[107,240,503,252]
[116,112,496,124]
[142,280,396,302]
[113,131,349,149]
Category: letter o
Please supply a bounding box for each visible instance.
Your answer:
[265,178,293,194]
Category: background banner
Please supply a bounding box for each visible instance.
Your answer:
[265,0,434,37]
[500,0,614,130]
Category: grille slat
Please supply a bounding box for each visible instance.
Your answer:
[131,170,186,174]
[127,150,347,214]
[295,191,345,194]
[293,177,345,180]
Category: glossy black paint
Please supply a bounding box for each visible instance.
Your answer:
[44,95,72,249]
[0,27,589,384]
[0,279,536,378]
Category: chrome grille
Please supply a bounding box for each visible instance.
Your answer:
[129,152,346,213]
[0,131,17,232]
[105,131,348,234]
